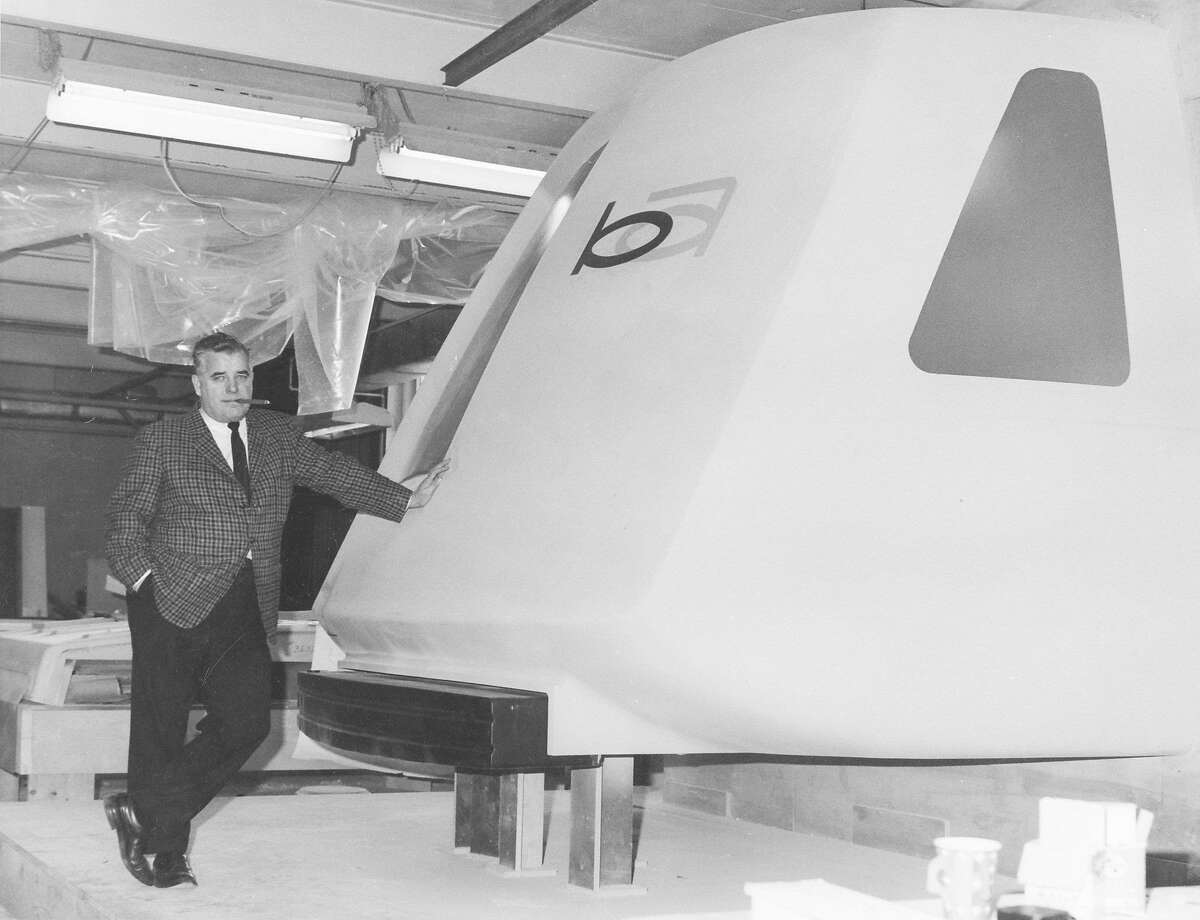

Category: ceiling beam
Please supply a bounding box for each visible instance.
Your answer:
[442,0,603,88]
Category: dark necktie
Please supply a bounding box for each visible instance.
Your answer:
[228,422,251,499]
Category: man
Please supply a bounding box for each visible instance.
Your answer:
[104,331,447,888]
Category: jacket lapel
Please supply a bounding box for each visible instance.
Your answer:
[186,409,238,485]
[245,410,277,497]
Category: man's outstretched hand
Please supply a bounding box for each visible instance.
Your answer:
[404,458,451,509]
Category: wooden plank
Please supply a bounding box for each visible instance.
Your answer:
[24,773,93,803]
[7,703,337,778]
[0,828,112,920]
[468,773,500,857]
[454,772,476,850]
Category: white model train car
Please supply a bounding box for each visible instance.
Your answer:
[301,8,1200,763]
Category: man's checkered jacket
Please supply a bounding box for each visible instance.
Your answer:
[106,408,411,634]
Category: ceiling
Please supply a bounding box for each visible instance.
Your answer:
[0,0,1196,431]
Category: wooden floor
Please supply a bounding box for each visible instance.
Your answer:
[0,788,939,920]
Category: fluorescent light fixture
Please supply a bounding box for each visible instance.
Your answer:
[46,60,374,162]
[377,145,545,197]
[301,401,394,439]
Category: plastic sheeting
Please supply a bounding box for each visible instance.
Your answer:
[0,176,513,413]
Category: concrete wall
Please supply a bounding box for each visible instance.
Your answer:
[662,755,1200,883]
[0,424,133,615]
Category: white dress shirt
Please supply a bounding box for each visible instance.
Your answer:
[199,409,250,469]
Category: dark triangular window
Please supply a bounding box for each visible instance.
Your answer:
[909,68,1128,386]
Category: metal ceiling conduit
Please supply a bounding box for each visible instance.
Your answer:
[441,0,603,87]
[0,386,189,429]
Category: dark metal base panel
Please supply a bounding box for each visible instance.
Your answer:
[297,670,594,771]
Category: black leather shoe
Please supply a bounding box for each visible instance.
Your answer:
[153,851,197,888]
[103,793,153,886]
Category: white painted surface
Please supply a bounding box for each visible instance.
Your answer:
[318,11,1200,758]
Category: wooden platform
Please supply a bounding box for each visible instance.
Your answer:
[0,788,940,920]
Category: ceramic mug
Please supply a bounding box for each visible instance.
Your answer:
[926,836,1002,920]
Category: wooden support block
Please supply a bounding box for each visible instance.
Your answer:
[24,773,94,803]
[454,771,477,850]
[498,772,548,873]
[569,756,636,890]
[453,771,500,856]
[473,774,501,856]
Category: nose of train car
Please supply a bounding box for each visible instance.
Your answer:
[315,9,1200,760]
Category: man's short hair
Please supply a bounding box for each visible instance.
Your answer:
[192,332,249,370]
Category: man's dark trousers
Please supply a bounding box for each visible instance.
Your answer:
[125,562,272,854]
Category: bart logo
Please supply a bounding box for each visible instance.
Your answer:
[572,177,737,275]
